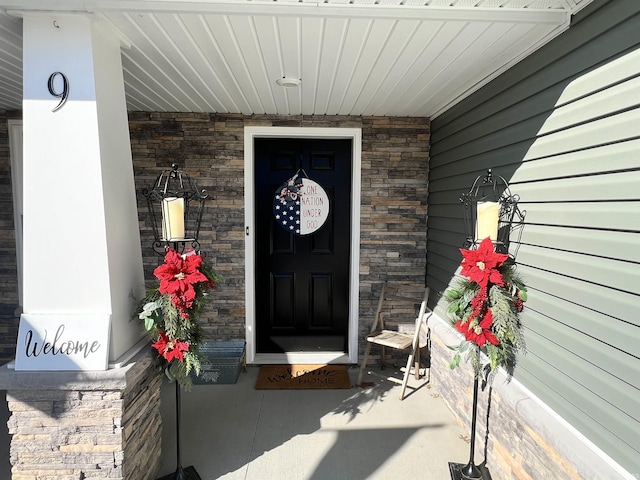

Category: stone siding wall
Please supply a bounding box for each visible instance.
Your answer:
[0,112,428,358]
[129,113,430,346]
[0,111,21,365]
[3,353,162,480]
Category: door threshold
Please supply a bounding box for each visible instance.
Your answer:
[253,352,351,365]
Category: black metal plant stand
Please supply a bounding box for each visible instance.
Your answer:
[448,375,492,480]
[158,382,202,480]
[144,165,208,480]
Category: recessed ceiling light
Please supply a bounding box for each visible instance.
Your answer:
[276,77,302,88]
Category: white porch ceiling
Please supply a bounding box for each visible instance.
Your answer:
[0,0,593,117]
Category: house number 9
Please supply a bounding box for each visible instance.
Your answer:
[48,72,69,112]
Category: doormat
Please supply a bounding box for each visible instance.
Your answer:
[255,364,352,390]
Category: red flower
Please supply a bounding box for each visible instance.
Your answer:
[153,249,211,316]
[455,309,500,347]
[151,332,190,362]
[459,237,509,288]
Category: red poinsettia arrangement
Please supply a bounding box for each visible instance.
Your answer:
[444,237,527,381]
[138,248,220,388]
[154,249,214,318]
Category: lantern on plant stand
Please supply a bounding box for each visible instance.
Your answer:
[460,168,524,257]
[449,169,525,480]
[143,163,208,480]
[143,163,207,256]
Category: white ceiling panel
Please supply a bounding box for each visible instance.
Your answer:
[0,9,22,111]
[0,0,594,117]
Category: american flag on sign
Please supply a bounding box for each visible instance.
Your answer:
[273,173,304,234]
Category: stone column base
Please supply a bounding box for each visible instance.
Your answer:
[0,351,162,480]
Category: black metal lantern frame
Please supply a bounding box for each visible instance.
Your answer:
[460,169,525,257]
[143,163,208,256]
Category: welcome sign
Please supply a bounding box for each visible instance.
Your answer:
[15,314,110,371]
[273,172,330,236]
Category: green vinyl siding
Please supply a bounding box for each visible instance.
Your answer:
[428,0,640,474]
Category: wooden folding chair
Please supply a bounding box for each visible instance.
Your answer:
[357,283,432,400]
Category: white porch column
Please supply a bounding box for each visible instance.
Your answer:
[18,14,145,367]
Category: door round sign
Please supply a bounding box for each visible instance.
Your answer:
[273,173,329,235]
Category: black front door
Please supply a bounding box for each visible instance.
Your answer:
[255,138,352,353]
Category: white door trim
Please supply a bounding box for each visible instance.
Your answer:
[244,126,362,365]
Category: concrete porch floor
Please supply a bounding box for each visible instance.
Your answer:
[156,364,474,480]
